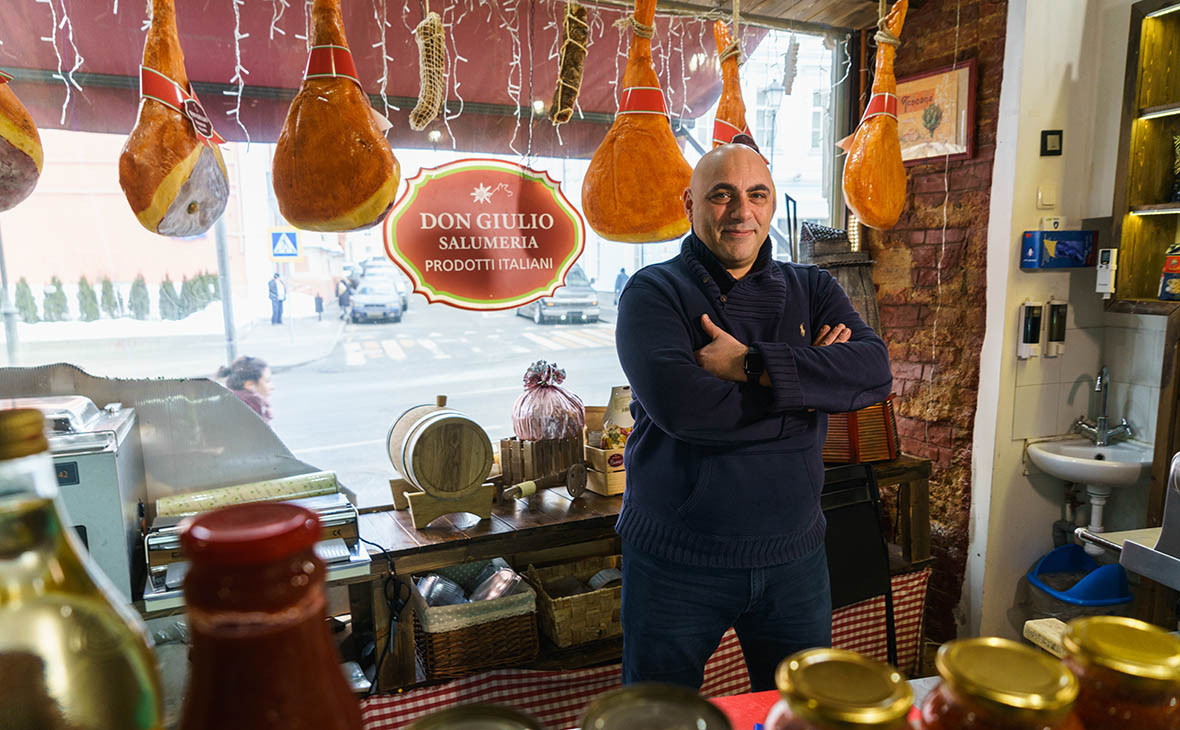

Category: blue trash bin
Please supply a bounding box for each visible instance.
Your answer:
[1027,544,1132,607]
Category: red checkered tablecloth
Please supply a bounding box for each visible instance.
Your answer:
[362,568,930,730]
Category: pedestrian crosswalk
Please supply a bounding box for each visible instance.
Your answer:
[341,324,617,366]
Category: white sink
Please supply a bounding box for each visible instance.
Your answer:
[1027,437,1153,488]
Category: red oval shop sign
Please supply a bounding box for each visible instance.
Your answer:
[384,159,585,311]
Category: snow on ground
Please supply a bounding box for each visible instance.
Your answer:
[12,293,317,342]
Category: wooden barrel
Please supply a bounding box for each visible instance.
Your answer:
[387,395,493,498]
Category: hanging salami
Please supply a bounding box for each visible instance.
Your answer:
[273,0,400,232]
[581,0,691,243]
[0,71,43,212]
[841,0,908,230]
[408,11,445,131]
[549,1,589,125]
[118,0,229,237]
[711,20,750,148]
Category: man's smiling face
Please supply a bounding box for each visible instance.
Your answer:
[683,144,776,279]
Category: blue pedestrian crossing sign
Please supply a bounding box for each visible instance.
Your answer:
[270,230,301,260]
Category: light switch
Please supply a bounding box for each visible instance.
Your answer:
[1037,185,1058,209]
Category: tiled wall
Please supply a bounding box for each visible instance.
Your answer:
[1101,312,1166,444]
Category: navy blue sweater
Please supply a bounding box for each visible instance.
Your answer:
[614,234,892,568]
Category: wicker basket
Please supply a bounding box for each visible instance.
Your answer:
[526,555,622,648]
[411,559,539,680]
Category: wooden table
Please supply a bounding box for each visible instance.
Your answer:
[358,487,623,690]
[358,455,933,690]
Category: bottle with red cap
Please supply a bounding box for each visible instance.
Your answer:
[178,501,363,730]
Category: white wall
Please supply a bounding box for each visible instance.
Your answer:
[965,0,1167,639]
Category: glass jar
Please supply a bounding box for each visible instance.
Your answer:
[764,648,913,730]
[0,408,164,730]
[1062,616,1180,730]
[579,682,731,730]
[178,502,362,730]
[918,637,1082,730]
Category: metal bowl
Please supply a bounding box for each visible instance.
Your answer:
[417,573,468,606]
[469,567,521,602]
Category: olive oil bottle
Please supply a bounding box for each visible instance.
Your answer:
[0,408,163,729]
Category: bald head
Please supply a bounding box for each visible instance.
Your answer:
[683,143,776,279]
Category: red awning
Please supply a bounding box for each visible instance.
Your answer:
[2,1,765,157]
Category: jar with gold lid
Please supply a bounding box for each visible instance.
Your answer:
[1062,615,1180,730]
[763,648,913,730]
[918,637,1082,730]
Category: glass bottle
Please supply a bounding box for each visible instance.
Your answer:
[1062,616,1180,730]
[764,648,913,730]
[178,501,362,730]
[918,637,1082,730]
[0,407,164,729]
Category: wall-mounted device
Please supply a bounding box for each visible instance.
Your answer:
[1096,248,1118,299]
[1020,230,1098,269]
[1018,301,1043,360]
[1045,298,1068,357]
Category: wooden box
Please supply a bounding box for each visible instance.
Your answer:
[500,435,584,486]
[585,444,625,473]
[587,468,625,496]
[822,396,900,464]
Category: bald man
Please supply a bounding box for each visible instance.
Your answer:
[613,143,893,690]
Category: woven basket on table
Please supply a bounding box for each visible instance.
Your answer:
[411,559,539,680]
[527,555,622,648]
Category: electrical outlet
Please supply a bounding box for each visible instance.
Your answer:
[1040,216,1064,231]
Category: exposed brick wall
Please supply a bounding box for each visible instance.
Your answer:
[864,0,1008,642]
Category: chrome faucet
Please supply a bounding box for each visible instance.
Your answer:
[1072,365,1133,446]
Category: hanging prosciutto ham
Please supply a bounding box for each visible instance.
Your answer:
[118,0,229,237]
[582,0,691,243]
[842,0,908,230]
[711,20,750,148]
[273,0,400,232]
[0,71,42,212]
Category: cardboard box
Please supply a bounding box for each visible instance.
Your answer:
[1160,272,1180,301]
[587,468,625,496]
[1019,230,1097,269]
[585,444,625,473]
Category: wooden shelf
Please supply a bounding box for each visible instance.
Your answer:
[1104,297,1180,316]
[1130,202,1180,215]
[1139,101,1180,119]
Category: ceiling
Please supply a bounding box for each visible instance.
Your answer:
[1,0,873,155]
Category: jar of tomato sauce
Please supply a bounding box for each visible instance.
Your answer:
[1062,616,1180,730]
[763,648,914,730]
[918,638,1081,730]
[178,502,362,730]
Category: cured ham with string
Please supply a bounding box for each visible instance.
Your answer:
[711,20,751,148]
[0,70,42,212]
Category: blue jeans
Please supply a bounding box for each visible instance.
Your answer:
[621,540,831,691]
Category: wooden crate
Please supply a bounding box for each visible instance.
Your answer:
[822,397,900,464]
[585,445,625,473]
[500,435,584,486]
[588,468,625,496]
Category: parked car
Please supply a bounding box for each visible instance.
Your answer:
[362,265,411,310]
[349,282,402,323]
[516,264,599,325]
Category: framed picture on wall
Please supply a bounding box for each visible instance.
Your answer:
[895,58,976,165]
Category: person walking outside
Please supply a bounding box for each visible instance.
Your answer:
[268,272,286,325]
[337,278,353,320]
[613,267,629,306]
[217,356,275,422]
[613,141,893,692]
[314,292,324,321]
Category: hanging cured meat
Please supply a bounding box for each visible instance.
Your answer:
[549,1,589,125]
[273,0,400,232]
[582,0,691,243]
[118,0,229,237]
[0,72,42,212]
[842,0,908,230]
[711,21,750,148]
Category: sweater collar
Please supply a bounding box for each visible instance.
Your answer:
[683,232,775,295]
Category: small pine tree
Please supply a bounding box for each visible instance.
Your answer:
[100,277,118,319]
[129,275,150,320]
[77,276,100,322]
[159,276,180,320]
[208,271,221,300]
[177,276,192,319]
[14,277,37,323]
[42,277,69,322]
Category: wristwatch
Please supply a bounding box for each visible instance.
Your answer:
[743,345,764,384]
